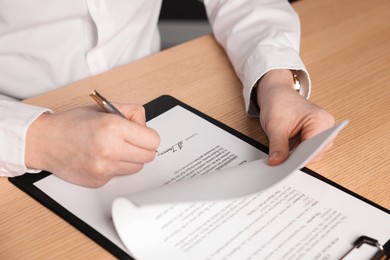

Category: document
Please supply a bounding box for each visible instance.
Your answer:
[31,103,390,260]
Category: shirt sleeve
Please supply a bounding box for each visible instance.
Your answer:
[0,100,51,177]
[203,0,311,117]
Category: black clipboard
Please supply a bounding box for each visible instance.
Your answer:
[9,95,390,259]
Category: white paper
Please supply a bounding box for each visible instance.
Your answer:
[33,106,390,260]
[113,171,390,260]
[127,121,348,205]
[34,105,266,254]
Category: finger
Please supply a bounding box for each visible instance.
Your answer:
[267,127,290,166]
[126,105,146,126]
[116,142,157,164]
[121,121,160,150]
[110,161,146,175]
[114,103,147,126]
[299,111,335,142]
[83,161,146,187]
[289,133,302,151]
[299,119,336,164]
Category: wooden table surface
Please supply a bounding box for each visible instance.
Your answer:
[1,0,389,258]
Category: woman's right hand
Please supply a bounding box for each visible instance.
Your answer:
[25,103,160,188]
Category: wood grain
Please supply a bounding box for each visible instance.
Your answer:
[1,0,389,258]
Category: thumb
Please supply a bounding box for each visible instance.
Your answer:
[266,127,290,166]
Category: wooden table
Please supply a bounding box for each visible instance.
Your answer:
[1,0,389,258]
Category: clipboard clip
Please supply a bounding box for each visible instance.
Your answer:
[339,236,388,260]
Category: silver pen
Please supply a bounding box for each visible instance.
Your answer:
[90,90,158,153]
[90,90,126,118]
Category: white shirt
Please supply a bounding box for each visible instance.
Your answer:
[0,0,310,177]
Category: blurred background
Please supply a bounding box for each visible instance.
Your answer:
[158,0,297,49]
[158,0,212,49]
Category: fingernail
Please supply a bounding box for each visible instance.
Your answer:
[269,151,280,161]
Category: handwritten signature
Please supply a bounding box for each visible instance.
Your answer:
[157,141,184,156]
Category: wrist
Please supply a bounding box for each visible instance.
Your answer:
[257,69,301,107]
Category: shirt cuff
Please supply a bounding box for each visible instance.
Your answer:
[0,100,52,177]
[241,45,311,117]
